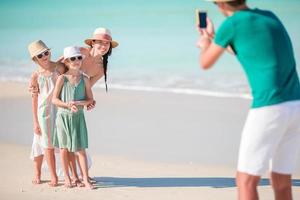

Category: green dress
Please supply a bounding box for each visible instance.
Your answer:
[54,75,88,152]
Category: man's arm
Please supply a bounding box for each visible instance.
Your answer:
[197,36,226,70]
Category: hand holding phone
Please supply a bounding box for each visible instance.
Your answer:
[195,9,207,29]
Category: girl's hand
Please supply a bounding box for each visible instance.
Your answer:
[87,100,96,111]
[34,122,41,135]
[67,101,75,107]
[70,105,78,113]
[67,101,78,113]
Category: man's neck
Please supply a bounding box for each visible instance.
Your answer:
[226,4,249,16]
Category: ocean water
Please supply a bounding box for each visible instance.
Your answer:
[0,0,300,98]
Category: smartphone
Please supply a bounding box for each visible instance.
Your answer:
[196,9,207,28]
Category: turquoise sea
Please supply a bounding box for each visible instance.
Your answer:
[0,0,300,98]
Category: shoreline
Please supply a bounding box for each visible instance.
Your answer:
[0,79,252,99]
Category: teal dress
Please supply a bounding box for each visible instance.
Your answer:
[54,75,88,152]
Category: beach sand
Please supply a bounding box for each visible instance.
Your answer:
[0,81,299,200]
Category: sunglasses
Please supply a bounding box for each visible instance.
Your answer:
[92,40,111,46]
[36,50,49,59]
[69,56,83,62]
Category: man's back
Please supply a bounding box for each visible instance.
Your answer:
[215,8,300,108]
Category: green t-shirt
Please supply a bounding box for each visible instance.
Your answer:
[214,8,300,108]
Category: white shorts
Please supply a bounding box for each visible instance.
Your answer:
[237,100,300,176]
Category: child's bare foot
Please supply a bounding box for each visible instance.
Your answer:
[83,180,95,190]
[32,177,41,185]
[80,176,96,183]
[72,179,84,187]
[64,178,73,188]
[48,177,58,187]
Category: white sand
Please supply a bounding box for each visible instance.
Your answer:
[0,81,299,200]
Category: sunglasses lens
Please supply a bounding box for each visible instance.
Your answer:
[70,57,76,61]
[37,54,43,59]
[44,51,49,56]
[77,56,82,60]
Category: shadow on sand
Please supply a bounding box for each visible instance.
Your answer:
[93,177,300,188]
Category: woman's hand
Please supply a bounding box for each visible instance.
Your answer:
[86,100,96,111]
[56,55,64,63]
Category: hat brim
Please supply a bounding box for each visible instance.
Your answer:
[84,38,119,48]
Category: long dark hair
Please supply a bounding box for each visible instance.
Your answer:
[102,45,112,92]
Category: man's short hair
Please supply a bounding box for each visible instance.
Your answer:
[226,0,246,7]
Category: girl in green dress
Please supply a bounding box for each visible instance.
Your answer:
[52,46,94,189]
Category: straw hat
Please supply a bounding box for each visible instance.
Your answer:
[28,40,50,59]
[84,27,119,48]
[62,46,85,62]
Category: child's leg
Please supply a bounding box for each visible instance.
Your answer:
[68,152,84,187]
[77,152,95,183]
[60,148,72,188]
[32,155,43,184]
[45,148,58,186]
[77,149,94,189]
[75,153,84,180]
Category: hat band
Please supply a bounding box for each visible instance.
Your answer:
[92,34,112,41]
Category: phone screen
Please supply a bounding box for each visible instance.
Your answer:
[199,11,207,28]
